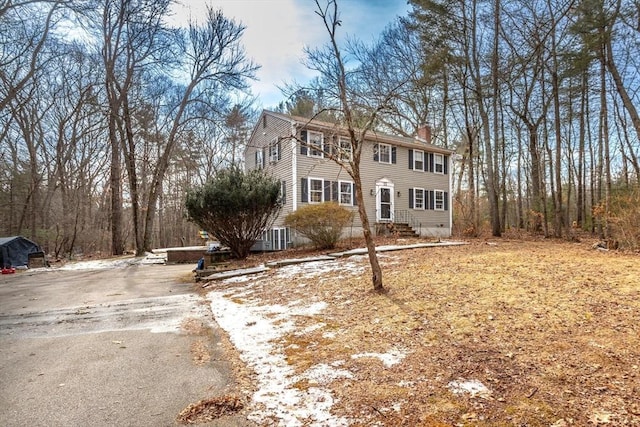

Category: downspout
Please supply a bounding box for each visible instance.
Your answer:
[291,121,298,212]
[448,154,453,237]
[290,121,298,247]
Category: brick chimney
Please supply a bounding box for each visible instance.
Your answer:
[417,125,431,143]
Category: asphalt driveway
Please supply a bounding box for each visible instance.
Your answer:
[0,262,252,427]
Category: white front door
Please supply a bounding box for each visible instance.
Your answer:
[376,180,394,222]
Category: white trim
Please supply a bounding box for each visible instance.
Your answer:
[413,187,425,210]
[269,137,279,163]
[434,189,445,211]
[376,143,392,164]
[308,177,324,203]
[375,178,394,221]
[434,153,444,174]
[339,136,352,161]
[307,130,324,158]
[413,149,425,171]
[338,180,354,206]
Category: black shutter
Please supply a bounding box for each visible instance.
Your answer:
[352,183,357,205]
[391,146,397,164]
[428,153,434,172]
[443,155,448,174]
[300,130,308,155]
[409,188,414,209]
[408,149,413,170]
[262,148,266,168]
[324,180,331,202]
[331,181,338,202]
[444,191,449,210]
[373,143,379,161]
[428,190,435,210]
[277,141,282,160]
[254,151,258,168]
[301,178,308,202]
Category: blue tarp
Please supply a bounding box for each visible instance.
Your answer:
[0,236,43,268]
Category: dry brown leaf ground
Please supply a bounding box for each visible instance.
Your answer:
[205,237,640,426]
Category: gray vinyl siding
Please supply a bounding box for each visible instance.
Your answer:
[357,140,451,231]
[245,110,454,244]
[245,113,295,227]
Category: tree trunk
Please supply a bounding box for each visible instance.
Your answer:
[577,71,587,228]
[550,22,564,238]
[109,118,124,255]
[472,0,501,237]
[353,165,383,292]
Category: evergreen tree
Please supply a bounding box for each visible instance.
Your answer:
[185,166,282,259]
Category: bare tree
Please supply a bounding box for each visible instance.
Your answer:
[294,1,418,292]
[140,7,258,253]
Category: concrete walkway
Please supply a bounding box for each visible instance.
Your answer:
[202,241,467,285]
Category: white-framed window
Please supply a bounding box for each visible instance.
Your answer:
[308,131,324,158]
[309,178,323,203]
[339,180,353,205]
[375,143,392,164]
[339,137,352,161]
[269,138,280,162]
[435,190,445,210]
[255,150,264,170]
[434,153,444,174]
[414,150,424,171]
[414,188,425,209]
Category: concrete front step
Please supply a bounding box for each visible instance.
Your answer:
[376,222,419,237]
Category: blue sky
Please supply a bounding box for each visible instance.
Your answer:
[170,0,411,109]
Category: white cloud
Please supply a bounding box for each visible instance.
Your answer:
[170,0,410,108]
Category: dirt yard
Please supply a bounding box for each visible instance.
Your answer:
[205,237,640,426]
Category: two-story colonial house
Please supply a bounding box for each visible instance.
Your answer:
[245,110,454,250]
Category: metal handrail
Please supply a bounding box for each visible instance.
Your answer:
[394,210,422,233]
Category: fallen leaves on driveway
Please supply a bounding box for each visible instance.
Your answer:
[176,394,245,424]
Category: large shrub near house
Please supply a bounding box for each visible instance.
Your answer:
[185,166,282,259]
[285,202,354,249]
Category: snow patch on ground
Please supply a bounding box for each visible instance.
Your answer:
[55,252,167,271]
[207,289,348,426]
[447,378,491,398]
[273,259,365,279]
[351,348,407,368]
[204,259,374,426]
[58,257,140,270]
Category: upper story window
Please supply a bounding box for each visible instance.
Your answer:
[255,149,264,170]
[378,143,391,163]
[308,131,324,158]
[339,137,352,161]
[373,143,396,164]
[434,153,444,174]
[269,137,280,162]
[414,150,424,171]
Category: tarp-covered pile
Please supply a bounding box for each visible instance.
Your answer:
[0,236,45,269]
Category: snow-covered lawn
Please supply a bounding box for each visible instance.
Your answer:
[207,257,411,426]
